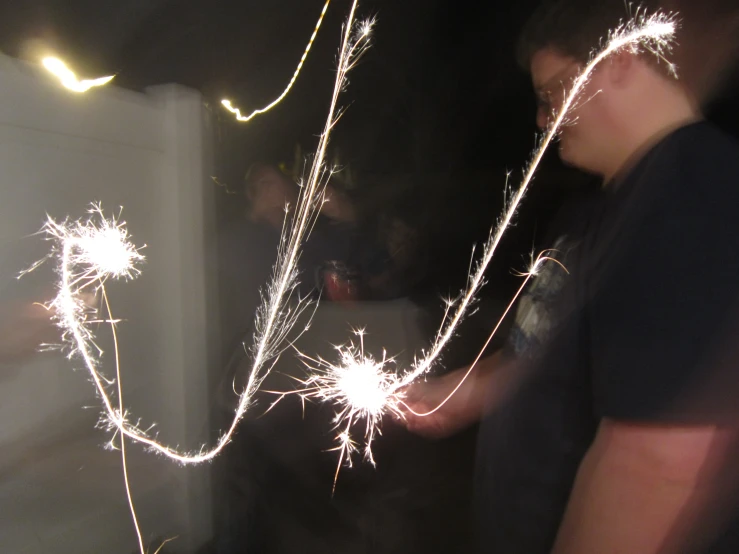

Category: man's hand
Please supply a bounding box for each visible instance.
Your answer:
[401,368,481,438]
[401,351,509,438]
[320,185,357,223]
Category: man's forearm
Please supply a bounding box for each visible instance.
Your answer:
[552,421,739,554]
[471,350,519,417]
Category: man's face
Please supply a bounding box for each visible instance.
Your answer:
[530,47,608,175]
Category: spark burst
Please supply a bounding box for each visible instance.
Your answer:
[222,0,332,122]
[41,57,115,93]
[297,9,679,471]
[269,330,403,490]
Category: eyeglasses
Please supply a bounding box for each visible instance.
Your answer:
[535,63,582,119]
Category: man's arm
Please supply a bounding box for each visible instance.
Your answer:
[553,419,739,554]
[402,350,520,438]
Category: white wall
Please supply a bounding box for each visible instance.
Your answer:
[0,54,218,553]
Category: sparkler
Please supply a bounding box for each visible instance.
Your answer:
[19,204,147,551]
[403,251,568,419]
[25,2,370,547]
[28,4,678,544]
[221,0,332,122]
[297,10,678,472]
[394,10,677,390]
[267,329,403,491]
[41,57,115,93]
[30,1,372,464]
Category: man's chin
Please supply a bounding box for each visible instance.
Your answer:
[558,141,575,165]
[558,144,589,172]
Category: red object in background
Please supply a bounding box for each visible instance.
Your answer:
[322,262,361,302]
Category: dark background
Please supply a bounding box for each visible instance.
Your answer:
[1,1,736,552]
[2,0,735,295]
[0,0,599,291]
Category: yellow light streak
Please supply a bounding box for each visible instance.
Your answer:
[221,0,332,122]
[41,56,114,93]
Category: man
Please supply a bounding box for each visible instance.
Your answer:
[404,1,739,552]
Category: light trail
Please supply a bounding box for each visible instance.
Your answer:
[221,0,333,122]
[41,57,114,93]
[402,252,568,418]
[296,10,678,472]
[28,2,373,471]
[266,329,403,491]
[30,0,676,506]
[102,288,145,554]
[392,10,677,392]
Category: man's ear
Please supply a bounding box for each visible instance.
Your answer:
[607,49,636,87]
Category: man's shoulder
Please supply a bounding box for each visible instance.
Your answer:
[632,121,739,208]
[664,121,739,170]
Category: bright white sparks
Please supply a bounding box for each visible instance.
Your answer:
[299,10,678,472]
[391,10,677,391]
[21,204,146,552]
[270,330,402,490]
[33,3,676,507]
[30,0,371,545]
[33,0,373,470]
[221,0,333,122]
[41,57,115,93]
[22,204,146,422]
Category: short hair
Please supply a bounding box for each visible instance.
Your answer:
[516,0,663,71]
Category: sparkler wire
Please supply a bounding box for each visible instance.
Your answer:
[102,287,145,554]
[402,254,568,418]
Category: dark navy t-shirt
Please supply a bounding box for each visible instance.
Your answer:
[476,122,739,553]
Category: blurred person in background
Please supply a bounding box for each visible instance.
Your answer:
[244,162,418,302]
[404,1,739,552]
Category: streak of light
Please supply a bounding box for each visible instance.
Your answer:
[41,57,114,93]
[402,253,568,418]
[102,288,145,554]
[266,329,403,491]
[27,2,373,472]
[298,10,678,473]
[392,10,677,392]
[221,0,332,122]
